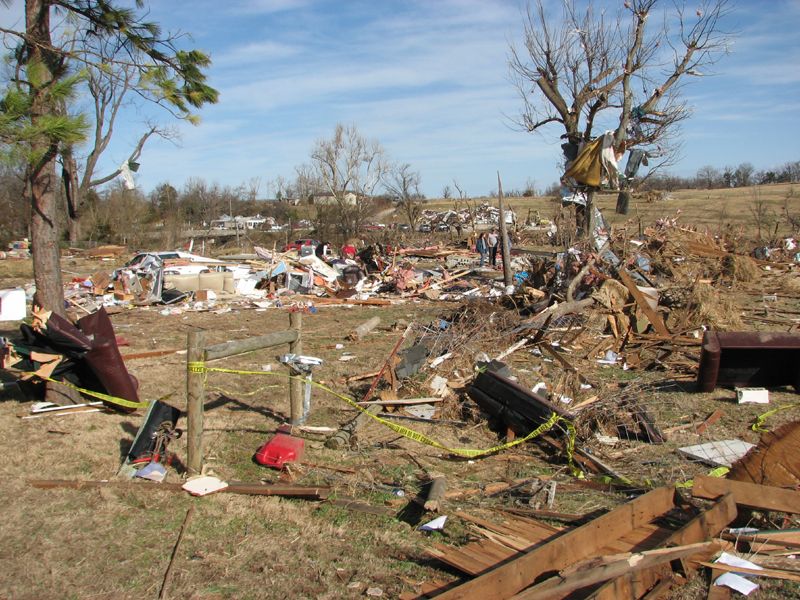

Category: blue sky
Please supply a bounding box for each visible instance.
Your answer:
[3,0,800,198]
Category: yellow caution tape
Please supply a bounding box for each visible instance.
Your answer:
[675,466,729,489]
[32,374,151,410]
[751,402,800,433]
[187,361,576,461]
[707,466,729,478]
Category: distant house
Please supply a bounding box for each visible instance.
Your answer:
[210,214,267,230]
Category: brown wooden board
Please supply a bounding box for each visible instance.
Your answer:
[588,493,737,600]
[692,475,800,514]
[432,486,676,600]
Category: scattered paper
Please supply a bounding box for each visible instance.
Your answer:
[419,515,447,531]
[713,552,763,596]
[182,475,228,496]
[404,403,436,419]
[714,573,758,595]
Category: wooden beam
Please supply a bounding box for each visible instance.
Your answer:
[204,329,297,361]
[616,269,669,336]
[588,493,736,600]
[28,479,330,498]
[692,476,800,514]
[433,486,676,600]
[511,542,720,600]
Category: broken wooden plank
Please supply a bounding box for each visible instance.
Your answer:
[433,486,676,600]
[616,269,669,336]
[692,476,800,514]
[122,348,183,361]
[357,397,443,406]
[589,493,737,600]
[696,409,725,435]
[28,479,329,498]
[720,530,800,552]
[512,541,720,600]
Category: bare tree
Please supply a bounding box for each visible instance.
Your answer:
[384,162,422,227]
[441,184,452,200]
[749,186,775,241]
[509,0,732,233]
[310,123,388,237]
[452,179,477,232]
[293,163,321,204]
[696,165,721,189]
[61,34,178,242]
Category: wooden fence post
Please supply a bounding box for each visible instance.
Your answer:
[186,329,207,476]
[289,311,303,424]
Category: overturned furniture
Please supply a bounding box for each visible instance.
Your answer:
[697,331,800,392]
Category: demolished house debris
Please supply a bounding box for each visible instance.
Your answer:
[2,203,799,599]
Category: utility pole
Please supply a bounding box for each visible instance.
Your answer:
[497,172,513,288]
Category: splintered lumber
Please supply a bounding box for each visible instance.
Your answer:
[616,269,669,336]
[589,493,738,600]
[296,295,393,306]
[433,486,676,600]
[692,475,800,514]
[696,409,725,435]
[349,316,381,341]
[512,541,720,600]
[346,369,381,383]
[586,494,736,599]
[28,479,329,499]
[721,530,800,552]
[424,475,447,512]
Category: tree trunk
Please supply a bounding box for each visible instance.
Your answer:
[27,0,66,316]
[67,214,81,242]
[615,190,630,215]
[584,190,596,238]
[29,161,65,315]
